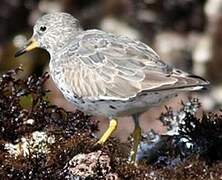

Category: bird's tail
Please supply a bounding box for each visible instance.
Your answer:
[170,69,209,91]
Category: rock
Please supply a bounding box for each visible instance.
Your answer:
[65,150,118,179]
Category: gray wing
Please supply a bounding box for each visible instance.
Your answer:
[61,30,208,100]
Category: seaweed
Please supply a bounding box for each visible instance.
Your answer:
[0,68,98,179]
[0,68,221,179]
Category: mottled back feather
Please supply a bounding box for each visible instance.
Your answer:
[52,30,208,100]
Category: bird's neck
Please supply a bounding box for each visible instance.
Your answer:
[44,29,82,56]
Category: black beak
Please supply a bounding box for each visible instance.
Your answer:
[14,37,38,57]
[15,47,27,57]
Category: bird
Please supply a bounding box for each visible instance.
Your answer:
[15,12,209,163]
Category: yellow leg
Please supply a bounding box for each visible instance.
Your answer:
[129,114,142,164]
[96,119,118,144]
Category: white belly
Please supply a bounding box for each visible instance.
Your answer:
[49,63,175,117]
[70,91,176,117]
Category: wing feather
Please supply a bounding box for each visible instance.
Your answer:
[61,30,208,100]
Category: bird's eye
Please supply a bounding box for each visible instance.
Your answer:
[40,26,47,32]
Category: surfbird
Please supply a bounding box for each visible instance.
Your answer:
[15,12,209,163]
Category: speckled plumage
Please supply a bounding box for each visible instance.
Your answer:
[25,12,208,117]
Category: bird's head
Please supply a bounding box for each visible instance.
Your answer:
[15,12,82,57]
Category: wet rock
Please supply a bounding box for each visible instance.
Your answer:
[65,150,118,179]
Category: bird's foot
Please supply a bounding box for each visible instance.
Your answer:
[95,119,118,145]
[128,125,141,164]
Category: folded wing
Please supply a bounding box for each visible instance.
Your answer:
[61,30,209,100]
